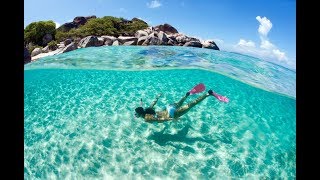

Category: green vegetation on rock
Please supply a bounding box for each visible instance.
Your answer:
[48,40,58,50]
[24,20,56,46]
[55,16,148,42]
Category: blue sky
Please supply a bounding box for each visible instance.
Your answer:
[24,0,296,69]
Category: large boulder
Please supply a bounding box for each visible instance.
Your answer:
[144,33,161,45]
[57,22,78,32]
[154,23,178,34]
[73,15,96,26]
[202,40,220,50]
[58,42,65,49]
[102,36,117,45]
[61,42,77,53]
[42,34,53,46]
[112,40,119,46]
[176,34,188,44]
[132,17,148,25]
[123,41,137,46]
[31,48,42,57]
[42,45,49,53]
[49,43,58,51]
[57,15,96,32]
[137,36,148,45]
[85,15,96,21]
[117,36,137,45]
[97,37,105,46]
[78,36,98,48]
[144,27,155,35]
[157,31,168,45]
[73,16,87,25]
[183,41,203,48]
[74,37,82,46]
[135,30,148,38]
[64,38,73,46]
[176,34,200,44]
[167,36,178,45]
[24,47,31,64]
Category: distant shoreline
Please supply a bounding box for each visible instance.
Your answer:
[24,16,220,63]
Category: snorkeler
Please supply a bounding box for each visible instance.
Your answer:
[134,84,229,123]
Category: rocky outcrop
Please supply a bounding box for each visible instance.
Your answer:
[117,36,138,45]
[64,39,72,46]
[73,16,86,26]
[154,23,178,34]
[132,17,148,25]
[112,40,119,46]
[31,48,42,57]
[57,22,76,32]
[137,36,148,45]
[57,15,96,32]
[28,20,220,62]
[183,41,202,48]
[157,31,168,45]
[97,37,105,46]
[102,36,117,45]
[135,30,148,38]
[24,47,31,64]
[61,42,77,53]
[85,15,97,21]
[41,46,49,53]
[202,40,219,50]
[42,34,53,46]
[78,36,99,48]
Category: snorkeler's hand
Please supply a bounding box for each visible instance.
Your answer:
[156,93,162,99]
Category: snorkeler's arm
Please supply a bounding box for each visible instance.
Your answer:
[149,93,162,108]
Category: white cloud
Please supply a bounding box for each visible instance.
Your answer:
[54,22,61,29]
[272,49,288,61]
[147,0,162,8]
[119,8,127,13]
[256,16,272,36]
[260,39,275,50]
[225,16,293,68]
[237,39,255,48]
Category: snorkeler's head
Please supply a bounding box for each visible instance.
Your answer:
[134,107,145,118]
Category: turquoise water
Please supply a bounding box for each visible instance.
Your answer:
[24,46,296,179]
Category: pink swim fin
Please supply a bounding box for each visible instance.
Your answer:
[189,83,206,95]
[212,92,229,103]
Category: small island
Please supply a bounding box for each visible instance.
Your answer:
[24,15,219,64]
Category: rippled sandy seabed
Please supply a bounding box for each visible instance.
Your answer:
[24,46,296,179]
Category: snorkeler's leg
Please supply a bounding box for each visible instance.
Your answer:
[174,92,190,108]
[175,92,210,117]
